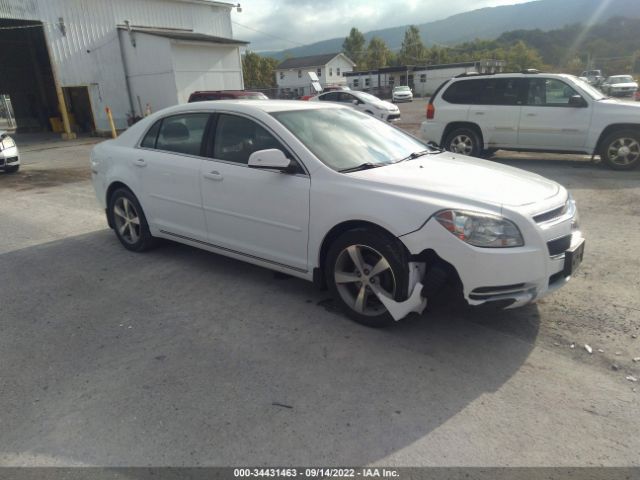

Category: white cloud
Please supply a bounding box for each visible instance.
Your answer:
[231,0,532,51]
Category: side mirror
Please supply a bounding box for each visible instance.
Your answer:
[568,95,587,107]
[352,99,359,105]
[248,149,292,172]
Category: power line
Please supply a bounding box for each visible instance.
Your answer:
[232,21,306,47]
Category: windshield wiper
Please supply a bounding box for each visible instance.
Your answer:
[394,149,438,163]
[339,162,385,173]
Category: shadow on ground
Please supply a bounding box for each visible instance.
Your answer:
[0,231,540,466]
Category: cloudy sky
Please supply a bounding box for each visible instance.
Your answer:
[230,0,533,52]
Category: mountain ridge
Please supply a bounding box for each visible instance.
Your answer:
[259,0,640,59]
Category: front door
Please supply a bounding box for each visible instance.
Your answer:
[201,113,310,272]
[518,78,592,150]
[136,113,210,240]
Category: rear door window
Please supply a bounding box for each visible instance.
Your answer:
[480,78,524,105]
[140,120,161,148]
[442,79,485,104]
[155,113,210,156]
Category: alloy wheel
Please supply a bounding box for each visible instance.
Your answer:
[334,244,396,317]
[607,137,640,167]
[113,197,141,244]
[449,134,474,155]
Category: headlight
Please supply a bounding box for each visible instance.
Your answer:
[435,210,524,248]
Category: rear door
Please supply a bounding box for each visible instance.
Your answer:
[136,113,210,240]
[518,77,591,150]
[467,78,525,148]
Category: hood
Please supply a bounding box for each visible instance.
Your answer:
[350,152,560,207]
[610,82,638,88]
[374,100,398,110]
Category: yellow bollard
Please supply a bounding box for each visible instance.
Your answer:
[106,107,117,139]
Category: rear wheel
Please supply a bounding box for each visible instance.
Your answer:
[108,188,157,252]
[600,130,640,170]
[325,228,409,328]
[444,127,482,157]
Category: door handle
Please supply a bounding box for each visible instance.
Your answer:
[526,113,537,117]
[474,112,485,115]
[132,158,147,167]
[203,171,224,181]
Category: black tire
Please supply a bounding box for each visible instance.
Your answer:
[444,127,482,157]
[599,129,640,171]
[108,188,157,252]
[4,164,19,174]
[325,228,410,328]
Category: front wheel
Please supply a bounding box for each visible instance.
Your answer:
[325,229,409,328]
[108,188,157,252]
[4,164,19,174]
[444,127,482,157]
[600,130,640,170]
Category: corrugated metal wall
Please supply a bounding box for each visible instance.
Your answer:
[0,0,235,131]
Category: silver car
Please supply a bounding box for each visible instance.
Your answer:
[392,85,413,103]
[601,75,638,98]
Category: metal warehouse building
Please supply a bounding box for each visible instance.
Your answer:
[0,0,246,136]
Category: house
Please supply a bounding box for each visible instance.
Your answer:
[345,60,506,98]
[275,52,355,97]
[0,0,246,136]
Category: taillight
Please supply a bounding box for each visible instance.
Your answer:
[426,102,435,120]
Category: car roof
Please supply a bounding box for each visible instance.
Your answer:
[190,90,262,95]
[158,100,350,115]
[452,72,576,81]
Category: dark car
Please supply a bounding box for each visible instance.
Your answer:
[188,90,269,102]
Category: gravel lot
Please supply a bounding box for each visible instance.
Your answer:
[1,110,639,467]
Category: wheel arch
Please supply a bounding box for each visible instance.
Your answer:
[595,123,640,154]
[441,121,485,149]
[314,220,407,289]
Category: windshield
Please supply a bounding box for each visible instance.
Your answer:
[570,76,606,100]
[394,86,410,91]
[610,76,634,84]
[272,108,431,171]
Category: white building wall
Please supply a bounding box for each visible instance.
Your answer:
[324,56,353,85]
[118,31,178,115]
[171,41,244,104]
[413,66,477,96]
[0,0,235,131]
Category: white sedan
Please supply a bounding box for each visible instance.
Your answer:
[90,100,584,327]
[0,131,19,173]
[392,85,413,103]
[309,90,400,122]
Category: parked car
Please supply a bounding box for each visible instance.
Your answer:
[188,90,268,102]
[580,69,604,86]
[0,131,19,173]
[421,72,640,170]
[90,100,583,327]
[601,75,638,97]
[392,85,413,103]
[309,90,400,122]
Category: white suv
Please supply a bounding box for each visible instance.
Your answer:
[420,72,640,170]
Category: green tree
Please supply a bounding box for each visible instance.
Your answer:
[399,25,426,65]
[366,36,391,69]
[242,51,278,88]
[505,40,544,71]
[343,27,367,70]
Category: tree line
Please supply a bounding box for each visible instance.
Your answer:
[243,16,640,88]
